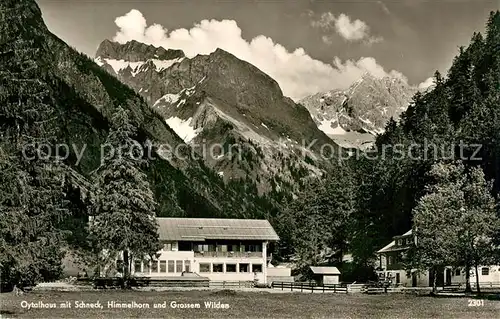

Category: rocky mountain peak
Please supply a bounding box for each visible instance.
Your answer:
[94,40,335,194]
[95,39,185,62]
[1,0,47,38]
[300,75,416,149]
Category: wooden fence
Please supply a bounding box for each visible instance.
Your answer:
[209,281,254,289]
[363,286,407,294]
[471,282,500,289]
[443,282,500,292]
[272,281,500,294]
[271,281,347,293]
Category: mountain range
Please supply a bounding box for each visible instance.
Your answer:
[1,0,416,216]
[0,0,278,219]
[95,40,340,194]
[299,74,416,149]
[95,40,415,159]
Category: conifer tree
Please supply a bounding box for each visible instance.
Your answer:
[0,43,71,287]
[279,163,355,276]
[90,106,160,285]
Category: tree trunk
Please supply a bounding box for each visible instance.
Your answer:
[465,263,472,293]
[474,263,481,294]
[123,249,130,289]
[95,249,101,278]
[432,267,437,294]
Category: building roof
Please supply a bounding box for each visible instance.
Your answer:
[376,229,413,254]
[376,240,397,253]
[310,266,341,275]
[156,218,280,241]
[397,229,412,237]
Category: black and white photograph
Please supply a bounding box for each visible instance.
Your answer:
[1,0,500,318]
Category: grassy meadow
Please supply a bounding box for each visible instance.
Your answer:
[1,290,499,318]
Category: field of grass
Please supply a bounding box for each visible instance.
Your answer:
[1,289,499,318]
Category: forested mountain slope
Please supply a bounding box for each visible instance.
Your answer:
[279,11,500,276]
[0,0,276,220]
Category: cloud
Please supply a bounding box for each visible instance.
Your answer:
[112,9,404,100]
[311,12,336,30]
[321,35,333,45]
[311,12,382,44]
[334,13,370,41]
[377,1,391,15]
[418,77,435,91]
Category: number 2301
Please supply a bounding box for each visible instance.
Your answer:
[468,299,484,307]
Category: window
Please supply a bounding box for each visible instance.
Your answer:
[143,261,150,274]
[228,244,239,252]
[178,241,192,251]
[239,263,249,273]
[246,244,262,252]
[217,244,228,252]
[455,269,461,276]
[213,264,223,273]
[176,260,183,273]
[168,260,175,273]
[163,242,178,251]
[481,267,489,276]
[151,260,158,273]
[184,260,191,272]
[394,254,401,263]
[252,264,263,273]
[226,264,237,273]
[134,260,142,273]
[195,244,215,252]
[387,256,393,265]
[116,260,123,272]
[160,261,167,273]
[200,263,211,273]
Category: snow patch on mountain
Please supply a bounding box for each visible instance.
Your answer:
[300,73,416,149]
[98,57,184,76]
[153,58,185,71]
[152,82,199,109]
[154,93,181,107]
[103,59,143,75]
[165,117,200,143]
[318,119,347,136]
[95,56,104,67]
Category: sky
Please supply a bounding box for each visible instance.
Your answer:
[37,0,499,100]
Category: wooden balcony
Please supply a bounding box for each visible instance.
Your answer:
[193,251,263,258]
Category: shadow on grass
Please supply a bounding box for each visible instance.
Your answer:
[210,289,237,296]
[427,292,500,300]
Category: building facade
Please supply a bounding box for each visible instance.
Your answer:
[376,230,500,287]
[123,218,279,284]
[310,266,341,285]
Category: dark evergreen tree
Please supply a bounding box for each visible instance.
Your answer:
[278,163,355,277]
[90,106,161,284]
[0,42,71,287]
